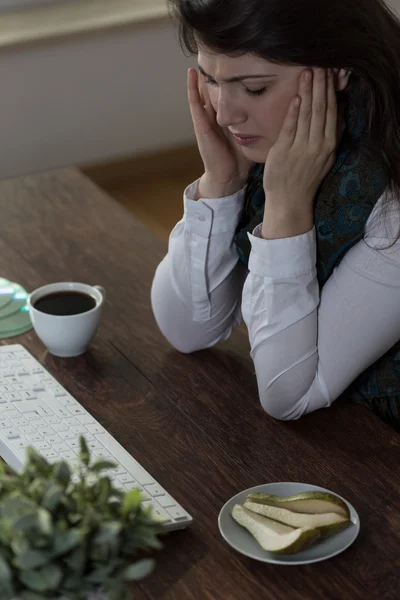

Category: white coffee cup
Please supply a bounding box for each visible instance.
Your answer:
[28,282,105,358]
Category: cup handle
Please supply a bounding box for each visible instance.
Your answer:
[94,285,106,300]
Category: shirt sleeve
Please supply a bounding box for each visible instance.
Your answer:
[151,179,247,354]
[242,193,400,420]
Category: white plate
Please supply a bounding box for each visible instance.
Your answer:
[218,482,360,565]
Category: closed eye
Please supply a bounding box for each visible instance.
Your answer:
[205,76,267,97]
[245,88,267,97]
[205,76,218,86]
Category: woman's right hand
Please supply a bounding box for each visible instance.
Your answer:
[187,68,253,198]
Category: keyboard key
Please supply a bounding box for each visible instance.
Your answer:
[43,380,58,388]
[34,441,50,451]
[51,422,68,432]
[144,484,165,498]
[156,494,177,509]
[117,473,135,485]
[36,405,55,418]
[19,426,36,436]
[166,506,189,521]
[87,424,105,435]
[20,391,37,400]
[17,368,29,376]
[58,430,76,441]
[66,439,80,449]
[5,392,21,402]
[64,417,79,428]
[52,442,70,454]
[11,417,29,428]
[59,450,77,461]
[68,405,86,416]
[0,420,11,429]
[77,413,95,425]
[109,464,129,476]
[44,415,61,425]
[52,387,66,397]
[59,396,75,405]
[46,435,63,445]
[12,438,29,451]
[1,428,20,440]
[153,506,173,523]
[42,449,59,461]
[70,425,88,435]
[37,427,56,438]
[30,418,47,429]
[13,384,28,392]
[25,433,43,444]
[2,409,20,420]
[19,410,42,420]
[50,404,71,419]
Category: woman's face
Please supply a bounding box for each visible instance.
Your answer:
[198,48,305,162]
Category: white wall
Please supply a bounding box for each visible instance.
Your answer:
[0,18,196,180]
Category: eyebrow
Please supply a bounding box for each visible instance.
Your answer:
[198,64,277,83]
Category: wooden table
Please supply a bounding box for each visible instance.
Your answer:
[0,168,399,600]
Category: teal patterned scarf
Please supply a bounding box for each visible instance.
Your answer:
[234,84,400,431]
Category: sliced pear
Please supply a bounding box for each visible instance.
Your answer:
[231,505,321,554]
[243,500,350,539]
[246,492,350,519]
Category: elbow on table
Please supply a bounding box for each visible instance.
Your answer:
[259,391,298,422]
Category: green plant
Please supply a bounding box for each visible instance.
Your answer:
[0,437,165,600]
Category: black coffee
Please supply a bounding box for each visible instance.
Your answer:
[34,291,96,316]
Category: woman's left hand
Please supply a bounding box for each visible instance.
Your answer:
[262,68,338,239]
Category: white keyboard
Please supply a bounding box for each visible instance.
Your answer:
[0,344,192,531]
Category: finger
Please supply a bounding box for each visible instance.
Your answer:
[275,96,301,150]
[309,68,327,143]
[294,70,313,143]
[325,68,338,142]
[187,68,214,134]
[199,72,218,124]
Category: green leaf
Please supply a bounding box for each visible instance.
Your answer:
[41,484,63,512]
[94,521,122,544]
[19,591,47,600]
[11,537,30,556]
[52,529,81,556]
[121,488,142,519]
[0,554,12,582]
[13,513,40,532]
[121,559,155,581]
[53,461,71,487]
[91,460,117,473]
[26,447,50,472]
[62,573,82,591]
[1,496,36,520]
[64,546,87,573]
[86,563,115,584]
[15,549,51,570]
[20,564,62,592]
[79,436,90,467]
[37,508,53,536]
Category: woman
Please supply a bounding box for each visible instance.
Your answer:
[151,0,400,430]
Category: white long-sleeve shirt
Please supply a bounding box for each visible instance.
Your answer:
[151,179,400,420]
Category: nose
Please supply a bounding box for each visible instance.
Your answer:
[215,89,246,128]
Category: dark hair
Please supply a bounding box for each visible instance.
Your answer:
[169,0,400,199]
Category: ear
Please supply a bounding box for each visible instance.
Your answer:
[334,68,351,92]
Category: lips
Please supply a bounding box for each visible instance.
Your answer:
[231,133,262,146]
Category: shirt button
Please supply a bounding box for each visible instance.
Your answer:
[197,215,206,222]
